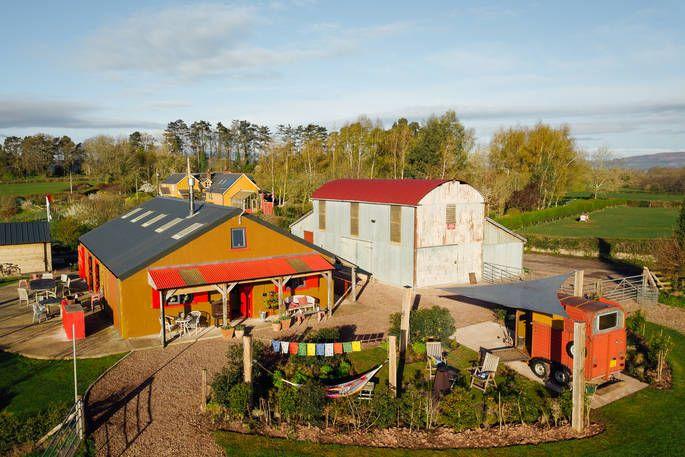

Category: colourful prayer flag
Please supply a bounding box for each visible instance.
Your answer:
[316,343,325,356]
[333,343,343,354]
[324,343,334,357]
[343,342,353,353]
[307,343,316,356]
[351,341,362,352]
[281,341,290,354]
[298,343,307,356]
[271,340,280,352]
[290,342,299,355]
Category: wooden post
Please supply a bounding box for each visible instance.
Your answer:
[221,285,228,326]
[327,271,334,317]
[277,278,283,315]
[595,280,602,298]
[76,395,84,439]
[641,266,650,296]
[201,368,207,411]
[388,335,398,396]
[159,290,166,347]
[351,266,357,302]
[400,286,412,353]
[243,335,253,384]
[573,270,584,297]
[572,321,586,433]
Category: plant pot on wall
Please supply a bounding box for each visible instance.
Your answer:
[280,316,292,330]
[235,326,245,339]
[272,320,282,332]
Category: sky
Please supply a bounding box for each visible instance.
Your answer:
[1,0,684,156]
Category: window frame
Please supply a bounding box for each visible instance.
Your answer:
[446,204,456,230]
[350,202,359,236]
[318,201,326,230]
[230,227,247,249]
[594,310,623,334]
[390,205,402,244]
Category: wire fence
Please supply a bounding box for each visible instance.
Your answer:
[40,398,84,457]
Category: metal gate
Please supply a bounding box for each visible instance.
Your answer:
[41,398,84,457]
[482,262,526,283]
[585,274,659,306]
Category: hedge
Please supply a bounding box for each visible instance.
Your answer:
[524,234,654,257]
[494,198,627,230]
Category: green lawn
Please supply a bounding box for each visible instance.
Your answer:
[566,190,685,202]
[0,181,73,196]
[215,323,685,456]
[0,351,125,416]
[523,206,678,239]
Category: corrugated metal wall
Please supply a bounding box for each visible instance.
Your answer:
[482,220,524,270]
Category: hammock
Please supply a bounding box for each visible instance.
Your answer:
[253,360,384,398]
[325,364,384,398]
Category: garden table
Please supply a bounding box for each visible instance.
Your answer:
[39,296,61,318]
[29,279,57,299]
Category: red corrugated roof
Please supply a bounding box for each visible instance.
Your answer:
[147,253,334,290]
[311,179,451,205]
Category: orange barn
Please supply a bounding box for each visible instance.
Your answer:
[78,197,338,341]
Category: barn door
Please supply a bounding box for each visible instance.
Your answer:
[239,285,253,318]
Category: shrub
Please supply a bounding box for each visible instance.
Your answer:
[438,387,480,431]
[0,195,17,218]
[276,381,325,425]
[51,216,89,249]
[389,306,456,343]
[226,383,252,418]
[0,404,69,454]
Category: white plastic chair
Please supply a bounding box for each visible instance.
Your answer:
[17,288,33,307]
[42,272,54,279]
[187,311,202,336]
[426,341,444,379]
[32,302,48,323]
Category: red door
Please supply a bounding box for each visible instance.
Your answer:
[304,230,313,243]
[240,285,253,318]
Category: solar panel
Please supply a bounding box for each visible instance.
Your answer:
[171,222,204,240]
[141,213,166,227]
[121,208,143,219]
[155,217,183,233]
[130,210,154,223]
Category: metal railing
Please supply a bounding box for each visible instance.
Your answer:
[40,398,84,457]
[584,274,659,306]
[482,262,527,284]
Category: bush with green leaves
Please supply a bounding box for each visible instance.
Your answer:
[494,198,626,230]
[389,306,456,343]
[0,404,69,454]
[437,387,480,431]
[275,381,325,425]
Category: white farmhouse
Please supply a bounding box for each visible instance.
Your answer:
[290,179,524,288]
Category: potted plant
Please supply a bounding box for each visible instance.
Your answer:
[234,324,245,339]
[272,317,282,332]
[280,314,292,330]
[220,324,234,339]
[265,292,280,315]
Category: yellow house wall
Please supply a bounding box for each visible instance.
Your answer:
[205,174,259,207]
[160,176,200,199]
[117,215,330,338]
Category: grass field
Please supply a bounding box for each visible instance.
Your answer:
[0,351,125,416]
[215,323,685,456]
[0,181,73,196]
[566,190,685,202]
[522,206,678,239]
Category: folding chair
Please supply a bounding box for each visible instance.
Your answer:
[426,341,444,380]
[470,351,500,392]
[358,382,375,400]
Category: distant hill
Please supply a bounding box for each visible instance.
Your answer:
[611,151,685,170]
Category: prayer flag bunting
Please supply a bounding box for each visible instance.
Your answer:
[343,342,353,353]
[290,342,300,355]
[307,343,316,356]
[351,341,362,352]
[281,341,290,354]
[324,343,334,357]
[316,343,325,356]
[334,343,344,354]
[298,343,308,356]
[272,340,280,353]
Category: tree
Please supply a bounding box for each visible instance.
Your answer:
[189,120,212,171]
[163,120,189,155]
[588,146,619,199]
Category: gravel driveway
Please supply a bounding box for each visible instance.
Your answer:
[86,338,230,457]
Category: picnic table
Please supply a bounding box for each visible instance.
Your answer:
[39,296,62,318]
[30,278,57,299]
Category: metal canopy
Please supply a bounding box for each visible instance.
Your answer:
[442,273,572,317]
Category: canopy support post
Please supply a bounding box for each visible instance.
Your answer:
[351,266,357,302]
[159,290,166,348]
[572,322,586,433]
[326,271,333,318]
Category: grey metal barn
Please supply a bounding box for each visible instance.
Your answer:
[290,179,524,288]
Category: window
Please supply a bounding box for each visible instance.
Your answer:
[596,311,622,333]
[231,227,247,249]
[350,202,359,236]
[446,204,456,229]
[318,201,326,230]
[390,206,401,243]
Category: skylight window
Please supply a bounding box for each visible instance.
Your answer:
[171,222,204,240]
[155,218,183,233]
[130,210,154,223]
[141,213,166,227]
[121,208,143,219]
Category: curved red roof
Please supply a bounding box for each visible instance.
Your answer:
[311,179,451,206]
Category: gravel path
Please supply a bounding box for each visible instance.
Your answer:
[86,338,230,457]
